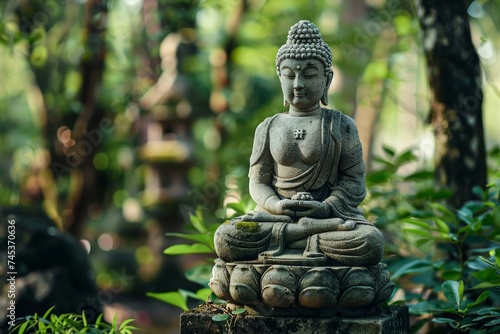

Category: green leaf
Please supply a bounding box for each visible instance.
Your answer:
[232,308,246,315]
[366,170,392,184]
[179,289,208,302]
[485,318,500,326]
[43,306,55,319]
[435,218,450,233]
[402,228,431,238]
[95,314,103,327]
[147,291,188,311]
[119,319,135,330]
[38,321,47,331]
[82,311,87,327]
[226,200,255,216]
[392,259,432,279]
[415,238,432,247]
[430,203,455,221]
[382,146,396,157]
[479,256,496,267]
[473,268,500,282]
[190,211,208,233]
[477,307,500,315]
[432,317,457,324]
[402,218,431,230]
[212,314,230,322]
[185,264,213,286]
[164,232,214,247]
[18,322,28,334]
[409,300,452,315]
[471,282,500,289]
[395,149,417,167]
[457,208,474,225]
[164,243,214,255]
[64,317,82,329]
[465,291,490,311]
[195,288,213,301]
[442,281,461,306]
[209,291,226,303]
[372,156,394,168]
[403,170,433,181]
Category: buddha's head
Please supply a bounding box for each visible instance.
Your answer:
[276,20,333,109]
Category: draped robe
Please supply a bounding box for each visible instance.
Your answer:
[214,109,384,266]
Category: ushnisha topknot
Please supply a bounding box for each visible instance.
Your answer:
[276,20,333,75]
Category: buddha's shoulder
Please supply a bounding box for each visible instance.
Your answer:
[323,109,357,130]
[255,113,283,133]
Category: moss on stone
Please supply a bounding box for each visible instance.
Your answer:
[235,221,261,233]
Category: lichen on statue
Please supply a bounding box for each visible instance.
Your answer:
[214,20,384,267]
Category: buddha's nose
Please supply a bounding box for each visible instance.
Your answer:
[293,76,304,89]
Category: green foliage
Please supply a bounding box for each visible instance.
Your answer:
[163,209,217,255]
[410,279,499,333]
[149,204,254,321]
[148,210,223,310]
[211,306,247,323]
[147,288,212,312]
[8,307,139,334]
[366,146,500,333]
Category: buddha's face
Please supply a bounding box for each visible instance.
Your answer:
[279,58,329,111]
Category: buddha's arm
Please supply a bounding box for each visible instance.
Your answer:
[325,146,365,202]
[249,151,299,216]
[323,117,366,219]
[248,120,298,216]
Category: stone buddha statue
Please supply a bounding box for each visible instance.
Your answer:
[210,20,393,315]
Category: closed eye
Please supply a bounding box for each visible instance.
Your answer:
[303,69,318,78]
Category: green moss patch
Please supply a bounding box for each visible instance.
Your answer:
[235,221,261,233]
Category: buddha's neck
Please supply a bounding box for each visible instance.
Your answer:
[288,106,322,117]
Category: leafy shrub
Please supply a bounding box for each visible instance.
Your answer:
[8,307,138,334]
[147,209,218,311]
[364,146,500,333]
[147,204,252,321]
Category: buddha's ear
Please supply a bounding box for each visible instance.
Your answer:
[321,71,334,106]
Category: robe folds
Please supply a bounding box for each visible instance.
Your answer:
[249,108,368,222]
[214,109,384,266]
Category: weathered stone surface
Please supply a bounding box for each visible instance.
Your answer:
[210,260,394,315]
[208,20,397,312]
[180,304,409,334]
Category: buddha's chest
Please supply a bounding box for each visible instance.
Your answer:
[269,116,322,166]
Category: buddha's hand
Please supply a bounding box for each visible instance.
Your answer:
[294,200,331,219]
[270,199,302,217]
[291,192,314,201]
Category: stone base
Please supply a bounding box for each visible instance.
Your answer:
[210,259,394,312]
[180,304,409,334]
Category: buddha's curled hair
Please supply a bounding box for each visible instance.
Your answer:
[275,20,333,75]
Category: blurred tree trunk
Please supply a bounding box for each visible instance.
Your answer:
[18,0,108,238]
[66,0,108,238]
[415,0,487,207]
[342,0,367,120]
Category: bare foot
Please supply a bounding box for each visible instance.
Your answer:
[339,219,357,231]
